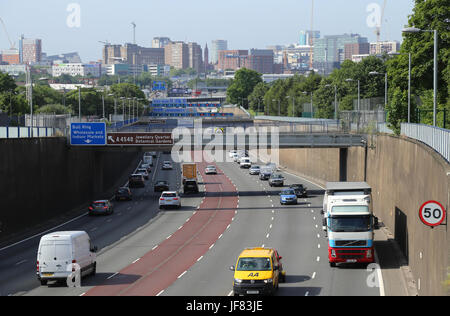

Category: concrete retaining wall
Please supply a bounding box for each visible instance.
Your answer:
[0,137,140,243]
[278,135,450,296]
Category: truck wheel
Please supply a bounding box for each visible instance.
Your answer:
[40,279,48,286]
[329,262,336,268]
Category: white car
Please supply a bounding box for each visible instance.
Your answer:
[229,150,237,158]
[205,165,217,174]
[162,161,173,170]
[240,157,252,169]
[159,191,181,209]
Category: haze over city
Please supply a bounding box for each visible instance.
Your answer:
[1,0,414,61]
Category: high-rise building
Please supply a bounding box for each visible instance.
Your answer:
[217,50,248,71]
[247,49,274,74]
[313,33,368,74]
[188,42,203,73]
[165,41,189,70]
[52,63,101,77]
[369,41,400,55]
[204,43,209,72]
[211,40,228,64]
[344,43,370,61]
[19,36,42,64]
[152,37,171,48]
[299,30,320,46]
[102,44,165,66]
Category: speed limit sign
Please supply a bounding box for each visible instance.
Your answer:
[419,201,446,227]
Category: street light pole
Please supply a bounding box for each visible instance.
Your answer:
[403,27,438,126]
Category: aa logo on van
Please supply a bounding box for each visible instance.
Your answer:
[247,272,259,277]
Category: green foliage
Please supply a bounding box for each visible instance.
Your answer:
[35,104,72,115]
[226,68,263,108]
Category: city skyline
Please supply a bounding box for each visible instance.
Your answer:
[0,0,414,62]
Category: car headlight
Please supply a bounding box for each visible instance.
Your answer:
[263,278,273,284]
[234,279,243,284]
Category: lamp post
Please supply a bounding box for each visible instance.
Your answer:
[368,71,388,110]
[388,51,412,123]
[325,84,338,120]
[302,92,313,118]
[345,79,360,111]
[403,27,438,126]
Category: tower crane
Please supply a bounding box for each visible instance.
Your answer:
[0,16,15,49]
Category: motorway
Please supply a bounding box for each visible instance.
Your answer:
[0,151,381,296]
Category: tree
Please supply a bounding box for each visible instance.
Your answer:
[248,82,269,114]
[387,0,450,128]
[226,68,263,108]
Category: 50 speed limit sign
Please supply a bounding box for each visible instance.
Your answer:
[419,201,446,227]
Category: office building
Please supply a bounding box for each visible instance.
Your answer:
[188,42,203,73]
[102,44,164,66]
[210,40,228,64]
[313,33,368,74]
[52,63,101,77]
[164,41,189,70]
[344,42,370,61]
[19,37,42,64]
[248,49,274,74]
[0,49,20,64]
[217,50,248,71]
[370,41,400,55]
[152,37,171,48]
[299,30,320,46]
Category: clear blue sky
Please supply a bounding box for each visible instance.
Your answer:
[0,0,415,62]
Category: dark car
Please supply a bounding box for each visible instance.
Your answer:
[154,180,170,192]
[290,184,307,198]
[115,187,132,201]
[88,200,114,216]
[184,179,199,194]
[129,174,145,188]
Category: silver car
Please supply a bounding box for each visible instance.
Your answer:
[205,165,217,174]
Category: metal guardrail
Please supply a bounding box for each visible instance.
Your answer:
[0,126,58,139]
[401,123,450,163]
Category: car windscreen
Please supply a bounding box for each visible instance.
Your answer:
[162,193,177,197]
[282,190,296,195]
[156,181,167,185]
[237,257,272,271]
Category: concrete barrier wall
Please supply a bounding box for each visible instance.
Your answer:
[0,137,140,242]
[278,135,450,296]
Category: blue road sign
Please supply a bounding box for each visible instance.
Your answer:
[70,122,106,146]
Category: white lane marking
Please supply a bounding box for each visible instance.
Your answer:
[228,290,234,296]
[15,260,27,266]
[152,245,158,251]
[177,271,187,279]
[166,234,172,240]
[266,233,270,239]
[305,291,309,296]
[132,258,141,264]
[156,290,165,296]
[316,256,320,262]
[209,244,215,250]
[107,272,119,280]
[312,272,316,279]
[197,256,204,262]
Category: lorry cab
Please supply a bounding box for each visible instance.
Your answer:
[37,231,97,286]
[230,247,285,296]
[324,193,378,267]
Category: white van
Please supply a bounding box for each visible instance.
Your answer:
[240,157,252,169]
[37,231,97,286]
[143,155,153,166]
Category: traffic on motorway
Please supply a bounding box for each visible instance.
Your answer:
[0,149,382,297]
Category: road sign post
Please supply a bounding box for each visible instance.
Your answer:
[419,200,446,228]
[70,122,106,146]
